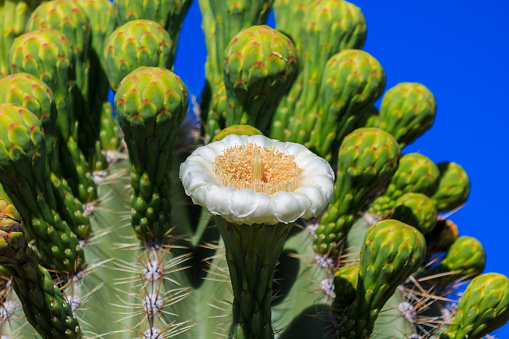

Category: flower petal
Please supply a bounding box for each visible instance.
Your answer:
[272,191,306,223]
[179,134,335,225]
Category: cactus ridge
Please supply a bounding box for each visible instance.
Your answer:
[0,103,84,273]
[367,153,440,220]
[314,127,401,258]
[8,28,98,203]
[337,220,426,338]
[115,66,188,240]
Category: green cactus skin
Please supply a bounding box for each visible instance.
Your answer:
[314,128,401,258]
[440,273,509,339]
[25,0,92,123]
[268,0,312,142]
[113,0,192,48]
[377,82,436,148]
[332,264,359,316]
[337,220,426,339]
[198,0,274,141]
[8,28,98,203]
[0,73,58,174]
[0,0,40,78]
[355,105,380,130]
[0,198,82,339]
[212,124,263,142]
[205,81,227,141]
[98,101,122,153]
[272,0,313,57]
[75,0,117,164]
[367,153,440,220]
[425,219,459,253]
[224,25,298,134]
[0,74,92,239]
[49,173,91,240]
[8,28,75,140]
[431,162,470,213]
[115,66,188,241]
[214,215,293,339]
[278,0,367,146]
[104,19,174,91]
[430,236,486,286]
[390,192,438,234]
[0,103,84,273]
[199,0,273,87]
[308,49,386,162]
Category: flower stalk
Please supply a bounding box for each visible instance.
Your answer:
[215,216,293,339]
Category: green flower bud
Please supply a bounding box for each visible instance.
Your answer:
[213,124,263,142]
[368,153,440,218]
[315,128,400,257]
[114,0,192,39]
[441,273,509,339]
[391,192,437,234]
[432,236,486,286]
[115,66,188,240]
[309,49,386,161]
[378,83,436,148]
[104,20,173,90]
[224,25,298,133]
[431,162,470,212]
[337,219,425,338]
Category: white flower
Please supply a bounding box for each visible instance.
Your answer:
[179,134,334,225]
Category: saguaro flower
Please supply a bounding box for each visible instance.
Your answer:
[180,134,334,338]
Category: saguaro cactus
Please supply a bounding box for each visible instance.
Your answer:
[0,1,506,339]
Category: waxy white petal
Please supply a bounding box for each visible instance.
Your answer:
[179,134,335,225]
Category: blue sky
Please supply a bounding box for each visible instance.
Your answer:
[174,1,509,336]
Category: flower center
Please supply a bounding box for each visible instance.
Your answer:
[214,143,303,194]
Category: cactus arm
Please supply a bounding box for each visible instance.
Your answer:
[337,220,426,338]
[440,273,509,339]
[284,0,367,146]
[115,67,188,241]
[0,198,81,338]
[308,49,386,162]
[214,216,293,338]
[198,0,274,140]
[8,28,98,203]
[314,128,401,258]
[0,0,40,78]
[0,103,85,273]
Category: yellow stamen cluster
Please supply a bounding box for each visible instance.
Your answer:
[214,144,303,194]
